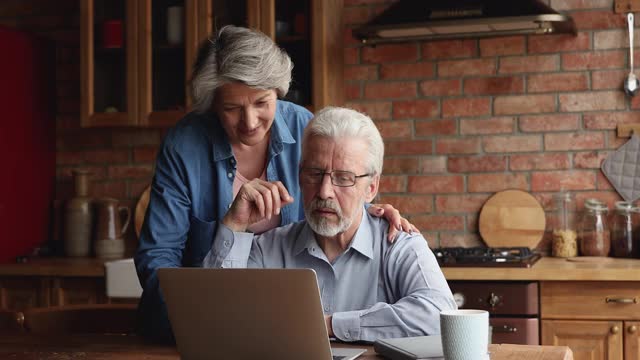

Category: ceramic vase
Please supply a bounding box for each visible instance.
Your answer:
[64,170,93,257]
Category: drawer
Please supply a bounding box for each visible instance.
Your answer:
[449,281,538,315]
[541,281,640,320]
[491,318,539,345]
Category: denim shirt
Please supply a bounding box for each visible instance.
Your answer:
[134,100,312,342]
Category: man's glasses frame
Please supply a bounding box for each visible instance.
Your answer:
[300,168,372,187]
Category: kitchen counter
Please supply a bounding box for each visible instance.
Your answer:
[442,256,640,281]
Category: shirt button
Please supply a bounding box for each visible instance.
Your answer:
[224,241,231,247]
[344,332,350,339]
[227,172,233,178]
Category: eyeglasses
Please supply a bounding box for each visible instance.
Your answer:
[300,168,372,187]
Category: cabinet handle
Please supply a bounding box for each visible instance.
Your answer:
[493,325,518,333]
[605,297,638,304]
[611,325,620,334]
[487,292,501,307]
[629,325,638,334]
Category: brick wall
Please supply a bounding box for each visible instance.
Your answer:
[2,0,635,253]
[344,0,636,250]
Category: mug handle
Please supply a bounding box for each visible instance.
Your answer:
[119,206,131,236]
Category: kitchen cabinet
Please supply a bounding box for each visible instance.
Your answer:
[81,0,343,127]
[541,281,640,360]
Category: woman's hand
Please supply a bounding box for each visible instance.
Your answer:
[223,179,294,232]
[368,204,420,242]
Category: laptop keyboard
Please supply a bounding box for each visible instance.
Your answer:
[333,356,347,360]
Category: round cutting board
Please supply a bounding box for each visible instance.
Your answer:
[478,189,546,249]
[134,185,151,238]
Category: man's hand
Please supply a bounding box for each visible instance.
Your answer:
[222,179,294,232]
[324,314,334,337]
[369,203,420,242]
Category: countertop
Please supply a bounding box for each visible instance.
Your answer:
[1,256,640,281]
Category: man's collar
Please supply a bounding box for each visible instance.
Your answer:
[294,207,374,260]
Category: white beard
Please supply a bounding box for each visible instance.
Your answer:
[304,198,357,237]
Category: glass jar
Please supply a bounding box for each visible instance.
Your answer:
[579,201,610,256]
[610,201,638,258]
[551,192,578,258]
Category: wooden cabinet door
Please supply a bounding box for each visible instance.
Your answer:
[80,0,139,127]
[542,320,623,360]
[626,321,640,360]
[0,276,49,310]
[50,277,107,306]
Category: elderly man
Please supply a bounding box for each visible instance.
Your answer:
[203,107,456,342]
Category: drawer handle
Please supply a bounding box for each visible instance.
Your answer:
[492,325,518,333]
[605,297,638,304]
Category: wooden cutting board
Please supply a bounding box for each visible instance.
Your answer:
[479,189,546,249]
[134,185,151,238]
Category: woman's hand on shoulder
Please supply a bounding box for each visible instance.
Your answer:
[368,203,420,243]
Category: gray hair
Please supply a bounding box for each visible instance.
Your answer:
[191,25,292,114]
[302,107,384,176]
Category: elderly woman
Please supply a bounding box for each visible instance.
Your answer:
[134,25,417,343]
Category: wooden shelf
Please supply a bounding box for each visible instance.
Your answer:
[616,124,640,137]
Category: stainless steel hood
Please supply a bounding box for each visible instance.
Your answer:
[353,0,577,45]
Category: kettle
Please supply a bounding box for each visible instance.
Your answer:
[94,198,130,259]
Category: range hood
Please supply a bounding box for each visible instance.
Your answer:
[353,0,577,45]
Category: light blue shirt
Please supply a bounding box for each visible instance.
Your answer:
[203,209,457,342]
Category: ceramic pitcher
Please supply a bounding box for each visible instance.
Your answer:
[94,198,130,259]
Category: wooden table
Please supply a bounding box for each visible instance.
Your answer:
[0,334,573,359]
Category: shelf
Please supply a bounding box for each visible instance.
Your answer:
[616,124,640,137]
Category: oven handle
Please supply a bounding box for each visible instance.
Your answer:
[492,324,518,333]
[605,297,638,304]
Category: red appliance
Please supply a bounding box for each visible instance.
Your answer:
[0,26,56,263]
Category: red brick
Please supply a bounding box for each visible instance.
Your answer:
[499,55,559,74]
[594,30,627,50]
[531,170,597,191]
[380,62,434,80]
[343,28,359,47]
[420,157,448,173]
[57,151,83,165]
[345,65,378,81]
[419,79,461,97]
[343,5,373,25]
[364,82,416,99]
[592,70,628,90]
[460,117,514,135]
[551,0,613,10]
[545,132,606,151]
[346,102,392,120]
[376,120,412,139]
[597,171,614,190]
[85,149,129,164]
[464,76,524,95]
[91,181,127,199]
[494,95,556,115]
[344,0,393,5]
[510,154,571,171]
[559,91,625,112]
[57,166,107,181]
[415,119,457,136]
[528,32,591,53]
[393,99,439,119]
[562,51,626,70]
[479,36,525,56]
[59,131,111,149]
[436,194,490,213]
[108,165,154,179]
[483,135,542,153]
[607,131,630,149]
[574,151,609,169]
[383,157,420,174]
[448,155,507,173]
[129,181,151,199]
[379,175,406,193]
[345,83,361,100]
[385,140,433,156]
[438,58,496,77]
[583,111,640,129]
[439,233,484,248]
[421,39,478,60]
[436,138,481,155]
[377,195,434,214]
[344,47,358,65]
[442,98,491,117]
[519,114,580,132]
[527,73,589,93]
[571,10,626,30]
[362,44,418,63]
[112,130,162,147]
[629,95,640,110]
[469,173,529,193]
[133,146,159,163]
[408,175,464,193]
[411,215,465,231]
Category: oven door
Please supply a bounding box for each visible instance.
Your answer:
[491,318,539,345]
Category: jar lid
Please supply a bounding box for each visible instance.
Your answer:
[585,201,608,212]
[615,201,634,211]
[554,191,574,201]
[584,198,604,207]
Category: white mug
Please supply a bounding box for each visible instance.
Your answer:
[167,5,183,45]
[440,309,489,360]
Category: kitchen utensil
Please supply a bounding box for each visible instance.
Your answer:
[134,185,151,238]
[94,198,130,259]
[625,13,640,96]
[64,170,93,257]
[479,190,546,250]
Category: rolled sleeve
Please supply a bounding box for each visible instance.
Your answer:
[202,224,253,268]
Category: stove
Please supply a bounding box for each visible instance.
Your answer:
[433,246,541,268]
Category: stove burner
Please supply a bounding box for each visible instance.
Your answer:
[433,247,541,268]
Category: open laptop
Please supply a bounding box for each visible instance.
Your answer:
[158,268,366,360]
